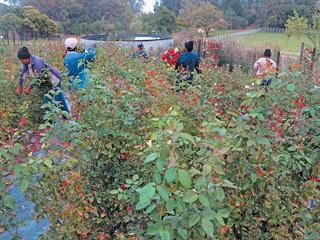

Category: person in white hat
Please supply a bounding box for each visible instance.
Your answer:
[63,38,95,90]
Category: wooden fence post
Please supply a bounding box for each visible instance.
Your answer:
[276,51,281,78]
[310,48,316,73]
[300,42,305,64]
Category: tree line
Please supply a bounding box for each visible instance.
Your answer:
[0,4,57,44]
[158,0,317,29]
[0,0,318,44]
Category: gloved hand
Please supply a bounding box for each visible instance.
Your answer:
[25,85,32,95]
[15,85,23,96]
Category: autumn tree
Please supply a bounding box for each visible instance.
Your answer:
[180,2,227,37]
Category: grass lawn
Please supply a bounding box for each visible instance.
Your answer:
[234,32,314,53]
[209,29,239,37]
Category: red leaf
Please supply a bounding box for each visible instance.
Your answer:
[63,142,72,148]
[278,129,285,138]
[256,167,263,177]
[98,233,110,240]
[18,116,30,127]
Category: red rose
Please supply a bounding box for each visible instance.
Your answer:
[120,183,126,190]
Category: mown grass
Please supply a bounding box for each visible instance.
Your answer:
[209,28,239,37]
[234,32,314,53]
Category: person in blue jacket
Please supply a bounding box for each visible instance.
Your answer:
[175,41,201,89]
[130,43,149,60]
[64,38,95,90]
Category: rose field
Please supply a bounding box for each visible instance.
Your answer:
[0,41,320,240]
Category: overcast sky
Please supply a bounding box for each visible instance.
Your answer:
[144,0,156,13]
[0,0,156,13]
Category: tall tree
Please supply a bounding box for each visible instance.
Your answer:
[161,0,182,15]
[286,11,320,51]
[153,6,177,33]
[0,13,21,44]
[127,0,145,13]
[181,2,227,37]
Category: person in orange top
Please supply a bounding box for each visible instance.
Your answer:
[254,49,277,88]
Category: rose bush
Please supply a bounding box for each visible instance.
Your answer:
[0,42,319,239]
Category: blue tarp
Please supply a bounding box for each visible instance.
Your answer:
[1,185,51,240]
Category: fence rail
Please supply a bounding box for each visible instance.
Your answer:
[263,27,286,33]
[209,29,261,41]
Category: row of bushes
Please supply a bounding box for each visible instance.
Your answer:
[1,43,320,239]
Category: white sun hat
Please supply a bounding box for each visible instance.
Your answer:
[65,38,78,50]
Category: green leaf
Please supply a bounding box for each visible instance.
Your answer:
[136,183,156,209]
[178,228,188,240]
[3,194,16,209]
[154,172,162,184]
[132,174,139,181]
[189,168,201,177]
[156,159,165,171]
[215,213,225,225]
[287,84,296,92]
[166,199,175,213]
[288,146,297,152]
[144,153,160,164]
[210,126,227,136]
[221,180,238,189]
[218,208,230,218]
[160,144,170,161]
[199,194,210,207]
[160,229,170,240]
[126,179,133,185]
[201,218,214,238]
[195,176,207,191]
[0,183,4,192]
[212,163,225,175]
[157,186,169,202]
[214,188,225,201]
[183,190,198,203]
[146,204,156,214]
[110,189,118,194]
[43,159,52,168]
[147,223,161,236]
[165,167,176,183]
[179,132,196,144]
[201,209,216,220]
[176,197,186,213]
[203,164,212,176]
[256,137,270,145]
[247,139,256,147]
[251,172,258,183]
[178,169,192,188]
[136,200,151,210]
[188,214,201,228]
[19,179,29,192]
